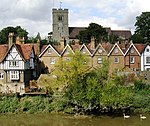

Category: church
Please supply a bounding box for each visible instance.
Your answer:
[52,8,132,43]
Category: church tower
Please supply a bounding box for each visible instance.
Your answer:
[52,8,69,43]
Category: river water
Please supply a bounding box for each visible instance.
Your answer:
[0,113,150,126]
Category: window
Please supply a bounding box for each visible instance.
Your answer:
[114,57,119,63]
[146,48,149,52]
[66,50,70,54]
[97,57,102,64]
[131,68,136,71]
[58,15,63,21]
[50,58,55,64]
[9,60,19,67]
[48,48,52,54]
[10,71,19,80]
[82,48,86,54]
[0,73,4,79]
[98,49,103,54]
[130,48,134,53]
[146,57,150,63]
[30,58,34,67]
[66,58,70,62]
[130,57,134,64]
[114,48,118,54]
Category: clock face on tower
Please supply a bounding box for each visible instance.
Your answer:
[58,22,63,27]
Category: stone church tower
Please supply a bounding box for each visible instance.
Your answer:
[52,8,69,43]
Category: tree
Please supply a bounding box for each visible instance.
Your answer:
[0,26,28,44]
[77,23,108,45]
[132,12,150,43]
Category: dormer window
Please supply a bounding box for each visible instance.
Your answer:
[114,48,118,54]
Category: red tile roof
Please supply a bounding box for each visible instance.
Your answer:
[0,43,37,62]
[101,42,113,54]
[134,44,146,54]
[0,44,8,62]
[19,44,35,60]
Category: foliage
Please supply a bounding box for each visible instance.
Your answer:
[76,23,108,44]
[0,26,28,44]
[131,12,150,43]
[53,51,89,92]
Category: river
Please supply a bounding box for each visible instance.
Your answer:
[0,113,150,126]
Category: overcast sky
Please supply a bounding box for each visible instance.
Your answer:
[0,0,149,38]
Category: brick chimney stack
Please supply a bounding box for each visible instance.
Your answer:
[60,37,65,50]
[8,32,14,48]
[90,36,95,50]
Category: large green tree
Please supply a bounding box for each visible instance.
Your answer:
[131,12,150,43]
[0,26,28,44]
[77,23,108,45]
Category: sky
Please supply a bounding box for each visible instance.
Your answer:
[0,0,149,38]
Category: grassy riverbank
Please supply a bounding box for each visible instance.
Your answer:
[0,83,150,115]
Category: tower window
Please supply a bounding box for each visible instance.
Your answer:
[58,15,63,21]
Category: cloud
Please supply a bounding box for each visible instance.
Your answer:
[0,0,149,38]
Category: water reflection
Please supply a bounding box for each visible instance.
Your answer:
[0,113,149,126]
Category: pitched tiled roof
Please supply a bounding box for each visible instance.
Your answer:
[118,42,131,53]
[70,42,82,51]
[69,27,132,40]
[0,43,36,62]
[134,44,146,54]
[101,42,113,54]
[0,44,8,62]
[111,30,132,40]
[19,44,35,60]
[69,27,86,39]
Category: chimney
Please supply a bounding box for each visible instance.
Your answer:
[8,32,14,48]
[20,37,25,44]
[90,36,95,50]
[37,38,41,55]
[60,37,65,50]
[16,36,21,44]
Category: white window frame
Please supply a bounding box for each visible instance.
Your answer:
[130,48,134,53]
[98,49,103,54]
[146,48,149,52]
[146,57,150,64]
[114,57,119,63]
[97,57,102,64]
[50,58,55,64]
[82,48,86,54]
[0,73,4,79]
[10,71,19,80]
[9,60,19,67]
[48,48,52,54]
[30,58,34,68]
[114,48,118,54]
[66,50,70,54]
[130,56,135,64]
